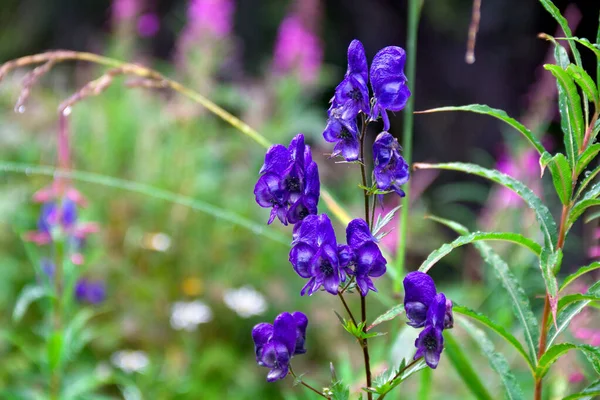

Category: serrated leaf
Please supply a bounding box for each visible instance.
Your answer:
[576,143,600,177]
[414,163,558,249]
[563,378,600,400]
[426,216,540,364]
[539,0,583,67]
[13,285,50,322]
[575,164,600,201]
[444,332,494,400]
[330,379,350,400]
[536,343,600,378]
[557,294,600,314]
[547,280,600,347]
[373,205,402,237]
[367,304,404,331]
[416,105,545,155]
[567,64,599,107]
[568,199,600,229]
[546,153,573,205]
[560,262,600,292]
[453,305,534,371]
[545,64,585,162]
[458,318,525,400]
[419,231,541,273]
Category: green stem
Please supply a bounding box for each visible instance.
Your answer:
[50,239,65,399]
[395,0,422,292]
[289,366,329,398]
[377,357,423,400]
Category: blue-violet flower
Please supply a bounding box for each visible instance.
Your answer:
[346,218,387,296]
[252,311,308,382]
[373,132,409,198]
[403,271,453,329]
[414,293,446,369]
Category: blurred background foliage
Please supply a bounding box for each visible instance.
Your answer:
[0,0,599,398]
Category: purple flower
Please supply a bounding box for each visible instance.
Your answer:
[322,109,360,161]
[403,271,453,329]
[373,132,409,198]
[332,40,370,120]
[346,219,387,296]
[137,13,160,37]
[414,293,446,369]
[252,311,308,382]
[75,279,106,305]
[254,134,320,226]
[370,46,410,130]
[187,0,235,39]
[289,214,342,296]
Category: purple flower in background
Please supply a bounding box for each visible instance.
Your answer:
[137,13,160,37]
[373,132,410,198]
[370,46,410,130]
[254,134,320,226]
[346,219,387,296]
[289,214,342,296]
[112,0,140,22]
[273,15,323,85]
[187,0,234,38]
[414,293,447,369]
[75,279,106,305]
[332,40,370,120]
[403,271,453,329]
[252,311,308,382]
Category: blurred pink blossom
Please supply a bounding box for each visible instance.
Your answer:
[137,13,160,37]
[187,0,235,39]
[568,371,585,384]
[112,0,140,22]
[273,14,322,84]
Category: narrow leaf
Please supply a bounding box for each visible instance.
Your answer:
[546,153,573,205]
[444,332,494,400]
[575,164,600,201]
[47,331,64,371]
[567,64,599,107]
[539,0,583,67]
[367,304,404,331]
[373,205,402,237]
[547,281,600,347]
[545,64,585,153]
[539,248,561,323]
[458,318,525,400]
[414,163,558,249]
[568,199,600,229]
[427,216,540,363]
[453,305,534,371]
[557,294,600,314]
[13,285,49,322]
[576,143,600,177]
[563,378,600,400]
[415,105,545,155]
[560,262,600,292]
[419,231,542,273]
[536,343,600,378]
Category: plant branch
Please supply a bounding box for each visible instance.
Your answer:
[377,357,423,400]
[289,366,329,399]
[337,292,357,326]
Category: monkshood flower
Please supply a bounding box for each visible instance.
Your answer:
[289,214,343,296]
[346,219,387,296]
[252,311,308,382]
[254,134,320,226]
[403,271,453,329]
[75,279,106,305]
[373,132,410,198]
[414,293,447,369]
[322,107,360,161]
[370,46,410,130]
[332,40,370,121]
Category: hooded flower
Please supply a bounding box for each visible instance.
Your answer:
[289,214,343,295]
[403,271,453,329]
[370,46,410,130]
[322,110,360,161]
[332,40,370,120]
[254,134,320,226]
[373,132,409,199]
[252,311,308,382]
[345,219,387,296]
[414,293,446,369]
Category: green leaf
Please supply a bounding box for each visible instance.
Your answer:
[444,332,494,400]
[458,318,525,400]
[13,285,50,322]
[560,262,600,292]
[568,199,600,229]
[567,64,599,107]
[47,331,64,371]
[426,216,540,364]
[557,294,600,314]
[419,231,541,272]
[373,205,402,238]
[584,209,600,223]
[367,304,404,331]
[563,378,600,400]
[415,163,558,249]
[575,164,600,201]
[539,248,561,322]
[536,343,600,378]
[416,105,545,155]
[539,0,583,67]
[545,153,573,205]
[330,379,350,400]
[545,64,585,157]
[576,143,600,177]
[547,281,600,347]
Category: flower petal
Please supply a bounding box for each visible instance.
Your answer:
[289,242,316,278]
[346,218,373,248]
[273,312,297,356]
[403,271,437,306]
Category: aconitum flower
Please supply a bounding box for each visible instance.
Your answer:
[75,279,106,305]
[373,132,409,198]
[414,293,447,369]
[322,108,360,161]
[289,214,343,296]
[254,134,320,226]
[252,311,308,382]
[333,40,370,120]
[370,46,410,130]
[346,219,387,296]
[403,271,453,329]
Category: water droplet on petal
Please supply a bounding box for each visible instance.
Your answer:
[585,170,592,177]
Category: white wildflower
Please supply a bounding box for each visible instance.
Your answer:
[110,350,149,374]
[223,286,268,318]
[170,300,213,331]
